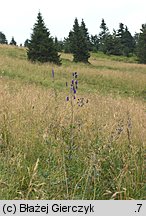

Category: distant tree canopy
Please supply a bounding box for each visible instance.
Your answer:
[1,15,146,64]
[0,32,8,44]
[27,12,61,65]
[63,18,137,60]
[10,36,17,46]
[95,20,136,56]
[136,24,146,63]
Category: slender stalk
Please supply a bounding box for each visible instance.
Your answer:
[69,92,74,160]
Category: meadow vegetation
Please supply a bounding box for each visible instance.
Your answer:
[0,44,146,199]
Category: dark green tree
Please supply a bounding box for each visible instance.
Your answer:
[123,27,135,56]
[134,32,140,45]
[133,32,140,54]
[0,32,8,44]
[107,31,123,55]
[90,34,99,52]
[10,36,17,45]
[98,18,110,52]
[63,37,72,53]
[54,37,63,52]
[136,24,146,63]
[24,39,30,47]
[80,19,92,50]
[101,34,120,55]
[117,23,125,38]
[27,12,61,65]
[69,18,90,63]
[116,23,135,56]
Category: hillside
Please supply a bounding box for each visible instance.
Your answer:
[0,45,146,199]
[0,45,146,99]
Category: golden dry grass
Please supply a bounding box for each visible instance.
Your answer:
[0,76,145,199]
[0,45,146,199]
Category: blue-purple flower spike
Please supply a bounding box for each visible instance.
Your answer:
[66,71,78,102]
[52,69,54,78]
[73,89,76,94]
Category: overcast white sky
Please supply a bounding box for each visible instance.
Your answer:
[0,0,146,44]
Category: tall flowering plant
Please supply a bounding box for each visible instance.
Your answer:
[66,72,78,160]
[66,72,78,101]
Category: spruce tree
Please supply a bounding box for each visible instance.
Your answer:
[99,19,110,38]
[0,32,8,44]
[137,24,146,63]
[117,23,125,37]
[10,36,17,45]
[63,37,72,53]
[116,23,135,56]
[98,19,110,53]
[80,19,92,50]
[54,37,63,52]
[69,18,90,63]
[121,26,135,56]
[27,12,61,65]
[105,31,122,55]
[24,39,29,47]
[90,34,99,52]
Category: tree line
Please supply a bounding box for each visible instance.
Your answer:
[0,12,146,64]
[0,33,17,46]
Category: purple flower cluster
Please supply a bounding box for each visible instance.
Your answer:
[66,72,78,101]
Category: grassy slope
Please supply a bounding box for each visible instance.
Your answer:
[0,45,146,199]
[0,45,146,98]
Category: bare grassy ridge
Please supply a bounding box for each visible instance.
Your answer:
[0,45,146,199]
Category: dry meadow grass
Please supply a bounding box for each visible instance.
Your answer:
[0,45,146,199]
